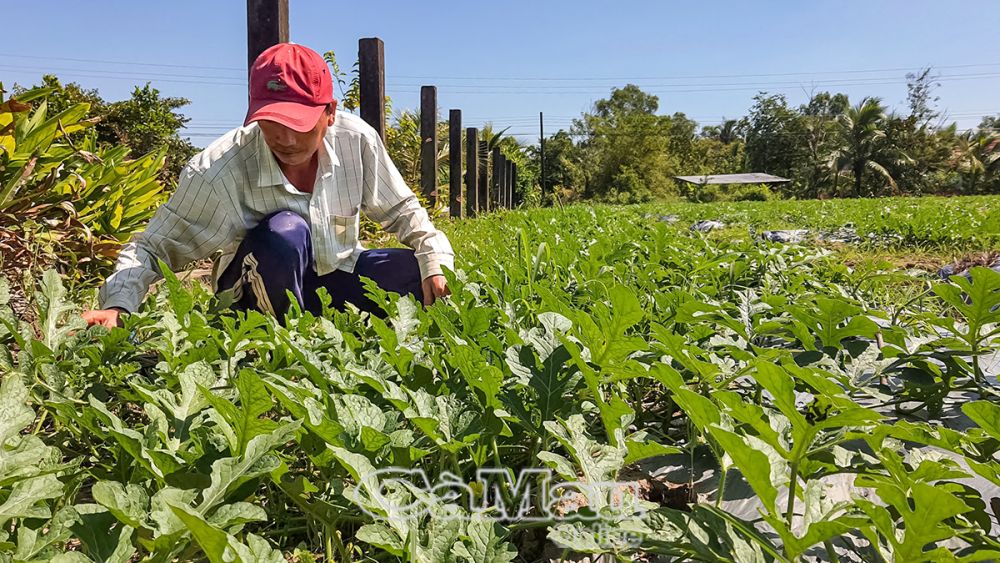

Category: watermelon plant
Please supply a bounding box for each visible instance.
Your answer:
[0,203,998,561]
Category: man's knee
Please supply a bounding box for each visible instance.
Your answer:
[251,211,310,252]
[356,248,424,298]
[360,249,420,277]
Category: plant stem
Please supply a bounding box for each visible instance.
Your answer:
[715,465,727,508]
[508,519,556,530]
[824,539,841,563]
[332,524,349,562]
[490,437,516,510]
[491,437,504,469]
[264,524,309,538]
[527,435,541,467]
[972,342,983,388]
[32,409,48,435]
[785,462,799,523]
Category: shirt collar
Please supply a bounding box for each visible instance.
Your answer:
[253,123,340,190]
[319,135,339,179]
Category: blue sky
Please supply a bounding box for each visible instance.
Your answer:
[5,1,999,147]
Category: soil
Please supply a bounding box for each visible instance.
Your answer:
[0,227,39,328]
[943,250,1000,274]
[617,466,695,511]
[838,249,1000,275]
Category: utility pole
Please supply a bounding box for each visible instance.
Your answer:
[539,111,546,205]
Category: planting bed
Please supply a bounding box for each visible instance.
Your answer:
[1,196,999,562]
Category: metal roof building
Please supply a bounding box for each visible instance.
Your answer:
[674,173,791,185]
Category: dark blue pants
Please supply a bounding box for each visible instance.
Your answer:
[216,211,424,317]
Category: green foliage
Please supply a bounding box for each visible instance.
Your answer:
[829,97,908,197]
[1,199,999,560]
[684,183,775,203]
[99,83,196,185]
[323,50,360,112]
[0,86,169,286]
[539,81,999,202]
[950,127,1000,194]
[730,183,774,201]
[13,75,196,186]
[567,84,682,202]
[742,93,808,182]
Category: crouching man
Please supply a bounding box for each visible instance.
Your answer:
[83,43,453,328]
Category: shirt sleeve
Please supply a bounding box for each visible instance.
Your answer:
[98,165,240,313]
[358,130,455,279]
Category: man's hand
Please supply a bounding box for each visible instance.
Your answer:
[421,274,450,306]
[82,308,126,329]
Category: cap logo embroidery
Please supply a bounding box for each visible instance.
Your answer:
[266,79,287,92]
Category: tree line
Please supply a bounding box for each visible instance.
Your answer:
[537,70,1000,203]
[12,75,197,187]
[16,69,999,208]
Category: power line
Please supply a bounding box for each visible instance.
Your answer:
[0,63,244,83]
[9,53,992,136]
[185,110,998,133]
[386,71,1000,91]
[0,66,245,88]
[6,60,1000,98]
[387,74,1000,96]
[390,62,1000,82]
[6,51,1000,85]
[0,53,245,73]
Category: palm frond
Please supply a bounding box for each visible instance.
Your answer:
[865,159,897,188]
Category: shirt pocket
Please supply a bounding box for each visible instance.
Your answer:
[330,209,360,258]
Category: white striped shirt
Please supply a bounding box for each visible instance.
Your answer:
[98,111,454,313]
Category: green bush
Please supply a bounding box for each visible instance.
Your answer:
[606,166,653,203]
[683,182,775,203]
[685,183,721,203]
[730,183,774,201]
[0,85,168,284]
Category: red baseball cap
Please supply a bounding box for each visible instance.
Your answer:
[245,43,334,133]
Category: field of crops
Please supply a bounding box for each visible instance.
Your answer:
[1,195,999,562]
[635,194,1000,250]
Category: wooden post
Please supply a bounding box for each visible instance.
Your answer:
[501,159,507,209]
[420,86,437,205]
[246,0,288,72]
[479,141,489,213]
[539,111,546,204]
[465,128,478,217]
[492,147,502,211]
[507,161,517,209]
[449,109,462,219]
[505,159,514,209]
[511,163,518,207]
[498,154,507,209]
[358,38,386,141]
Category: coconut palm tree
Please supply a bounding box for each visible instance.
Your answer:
[384,109,449,195]
[702,118,741,144]
[828,97,906,197]
[954,130,1000,194]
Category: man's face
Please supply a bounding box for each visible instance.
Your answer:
[258,101,337,167]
